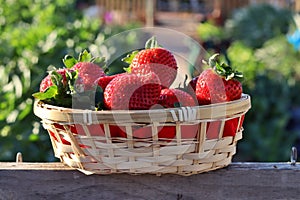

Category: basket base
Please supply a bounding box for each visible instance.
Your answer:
[49,130,242,176]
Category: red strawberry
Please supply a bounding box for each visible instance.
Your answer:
[50,124,85,147]
[69,124,126,138]
[158,88,196,108]
[131,126,152,138]
[53,123,126,143]
[181,125,199,139]
[104,72,161,110]
[196,54,243,105]
[205,121,222,139]
[132,126,175,139]
[223,115,245,137]
[72,62,105,91]
[39,68,68,92]
[156,125,199,140]
[109,125,127,138]
[205,115,245,139]
[124,37,178,88]
[49,130,71,145]
[97,73,125,91]
[132,124,198,140]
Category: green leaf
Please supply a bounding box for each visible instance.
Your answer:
[32,85,58,100]
[122,50,139,65]
[65,70,78,95]
[123,66,131,73]
[78,49,92,62]
[215,62,226,74]
[50,71,63,87]
[63,55,77,68]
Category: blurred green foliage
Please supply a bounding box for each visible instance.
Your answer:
[198,4,300,161]
[238,72,298,161]
[196,21,225,42]
[0,0,140,161]
[225,3,294,49]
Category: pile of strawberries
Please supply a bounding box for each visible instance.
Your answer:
[33,37,244,140]
[34,37,243,111]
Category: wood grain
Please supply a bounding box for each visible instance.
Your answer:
[0,162,300,200]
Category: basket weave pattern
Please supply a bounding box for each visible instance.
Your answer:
[34,94,251,176]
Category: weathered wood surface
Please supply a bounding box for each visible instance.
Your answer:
[0,162,300,200]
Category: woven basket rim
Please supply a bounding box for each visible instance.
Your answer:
[33,94,251,124]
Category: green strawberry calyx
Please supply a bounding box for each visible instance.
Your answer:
[203,53,243,82]
[63,49,106,69]
[32,69,78,107]
[122,50,139,73]
[145,36,160,49]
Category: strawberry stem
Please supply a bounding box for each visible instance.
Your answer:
[145,36,159,49]
[204,53,244,82]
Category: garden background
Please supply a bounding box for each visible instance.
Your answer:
[1,0,300,162]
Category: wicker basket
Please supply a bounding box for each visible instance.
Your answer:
[33,94,251,176]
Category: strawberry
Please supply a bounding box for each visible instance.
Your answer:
[158,88,196,108]
[132,126,175,140]
[97,73,126,91]
[68,124,126,138]
[196,54,243,105]
[123,37,178,88]
[96,73,126,110]
[71,62,105,91]
[205,121,222,140]
[104,72,161,110]
[130,125,174,139]
[223,115,245,137]
[205,115,245,139]
[132,124,198,140]
[156,125,199,140]
[39,68,68,92]
[62,49,106,92]
[53,123,126,140]
[49,129,71,145]
[33,50,107,109]
[181,125,199,139]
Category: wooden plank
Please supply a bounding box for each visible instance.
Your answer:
[0,162,300,199]
[2,162,300,171]
[0,162,71,170]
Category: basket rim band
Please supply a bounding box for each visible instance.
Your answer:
[33,94,251,124]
